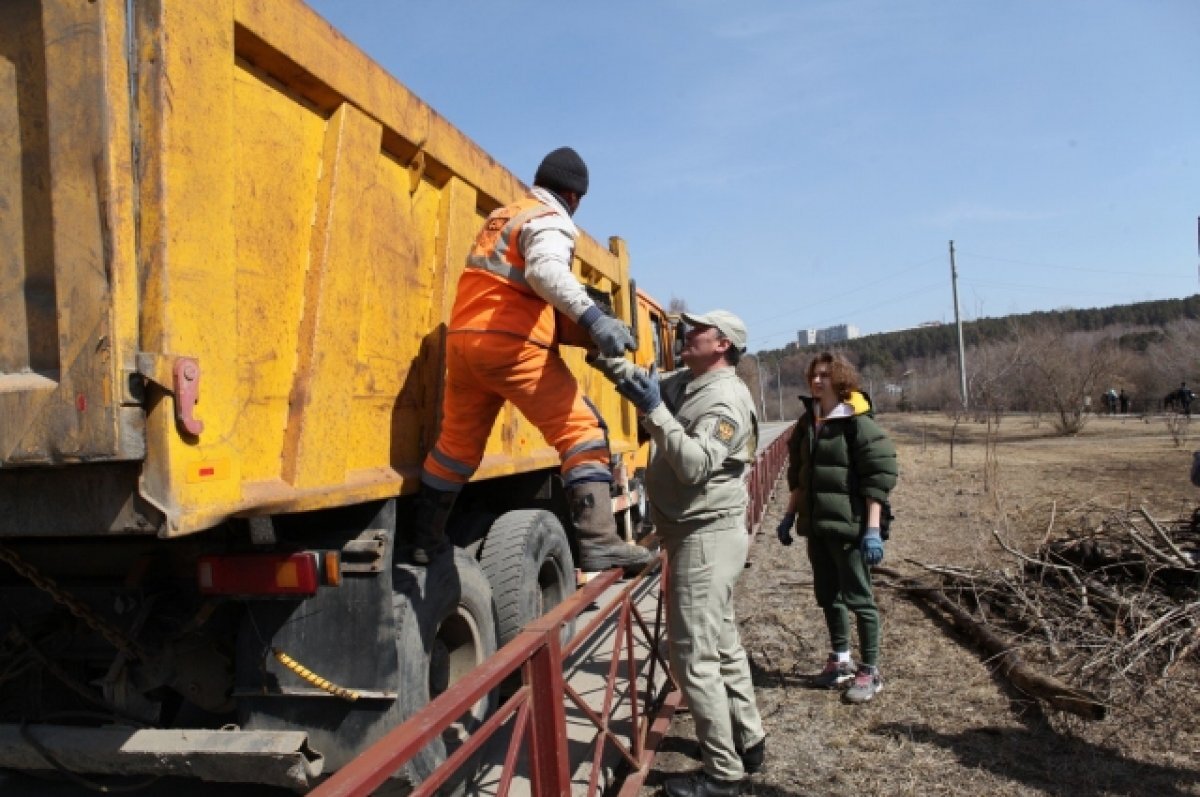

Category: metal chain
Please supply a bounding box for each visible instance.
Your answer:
[272,648,360,702]
[0,543,146,662]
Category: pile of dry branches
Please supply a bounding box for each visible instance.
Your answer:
[889,505,1199,719]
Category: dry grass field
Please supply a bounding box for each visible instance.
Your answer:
[642,412,1200,797]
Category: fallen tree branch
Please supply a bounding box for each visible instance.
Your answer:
[874,565,1108,720]
[1127,527,1182,569]
[1040,499,1058,546]
[992,528,1089,609]
[1138,505,1194,569]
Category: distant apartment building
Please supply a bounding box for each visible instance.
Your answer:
[816,324,860,345]
[798,324,860,346]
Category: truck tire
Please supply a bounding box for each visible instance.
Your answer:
[477,510,576,648]
[390,549,498,792]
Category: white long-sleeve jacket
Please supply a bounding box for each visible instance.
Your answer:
[519,187,595,322]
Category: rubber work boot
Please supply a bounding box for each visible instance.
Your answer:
[569,482,653,576]
[411,484,456,565]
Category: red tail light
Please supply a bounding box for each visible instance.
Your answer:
[197,552,320,596]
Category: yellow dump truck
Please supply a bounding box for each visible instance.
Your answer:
[0,0,674,788]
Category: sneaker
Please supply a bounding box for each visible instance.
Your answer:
[844,664,882,703]
[811,654,856,689]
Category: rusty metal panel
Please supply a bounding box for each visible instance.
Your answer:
[0,0,140,468]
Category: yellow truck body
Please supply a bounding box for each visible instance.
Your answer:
[0,0,672,787]
[1,0,645,537]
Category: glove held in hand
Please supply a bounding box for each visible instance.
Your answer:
[615,366,662,414]
[860,527,884,566]
[580,305,636,358]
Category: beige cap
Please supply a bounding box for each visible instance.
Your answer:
[681,309,748,351]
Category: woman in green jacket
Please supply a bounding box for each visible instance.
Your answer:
[778,352,897,703]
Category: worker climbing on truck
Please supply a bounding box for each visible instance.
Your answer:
[412,146,654,574]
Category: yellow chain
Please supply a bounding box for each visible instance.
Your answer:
[272,648,360,702]
[0,543,145,662]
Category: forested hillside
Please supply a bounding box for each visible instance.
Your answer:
[780,295,1200,371]
[738,294,1200,434]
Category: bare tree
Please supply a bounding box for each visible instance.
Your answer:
[908,358,961,412]
[1017,325,1127,435]
[968,334,1022,425]
[667,296,689,314]
[1127,318,1200,414]
[735,356,768,420]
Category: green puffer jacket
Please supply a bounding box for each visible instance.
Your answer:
[785,392,898,543]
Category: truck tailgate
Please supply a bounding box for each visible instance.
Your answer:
[0,0,142,467]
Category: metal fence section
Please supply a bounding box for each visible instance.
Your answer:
[311,426,793,797]
[309,562,672,797]
[745,424,793,536]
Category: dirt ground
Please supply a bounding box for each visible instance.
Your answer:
[641,412,1200,797]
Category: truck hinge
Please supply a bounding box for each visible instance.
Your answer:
[136,353,204,437]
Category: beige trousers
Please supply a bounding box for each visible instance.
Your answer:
[663,521,765,781]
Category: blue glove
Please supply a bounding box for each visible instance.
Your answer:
[579,305,636,358]
[615,366,662,414]
[860,527,884,566]
[776,512,796,546]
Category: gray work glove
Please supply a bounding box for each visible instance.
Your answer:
[579,305,636,358]
[615,365,662,414]
[860,527,884,566]
[776,512,796,546]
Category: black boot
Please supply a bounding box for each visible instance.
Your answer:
[569,482,653,575]
[411,483,456,564]
[738,737,765,774]
[662,771,742,797]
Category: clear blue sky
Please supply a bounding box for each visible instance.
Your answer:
[306,0,1200,353]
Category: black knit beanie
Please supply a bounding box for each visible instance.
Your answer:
[534,147,589,196]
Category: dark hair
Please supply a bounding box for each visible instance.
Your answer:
[806,352,860,401]
[716,332,742,365]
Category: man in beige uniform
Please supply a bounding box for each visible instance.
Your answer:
[593,310,765,797]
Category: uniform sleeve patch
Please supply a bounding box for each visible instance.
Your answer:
[714,415,738,445]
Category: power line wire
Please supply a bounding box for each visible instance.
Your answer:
[958,250,1189,279]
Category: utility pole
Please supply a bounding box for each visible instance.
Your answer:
[776,359,784,420]
[950,240,968,409]
[755,356,768,420]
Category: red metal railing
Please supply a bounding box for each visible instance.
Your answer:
[745,424,793,536]
[310,561,672,797]
[312,428,793,797]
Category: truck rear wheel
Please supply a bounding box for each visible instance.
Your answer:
[390,549,498,791]
[478,510,576,648]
